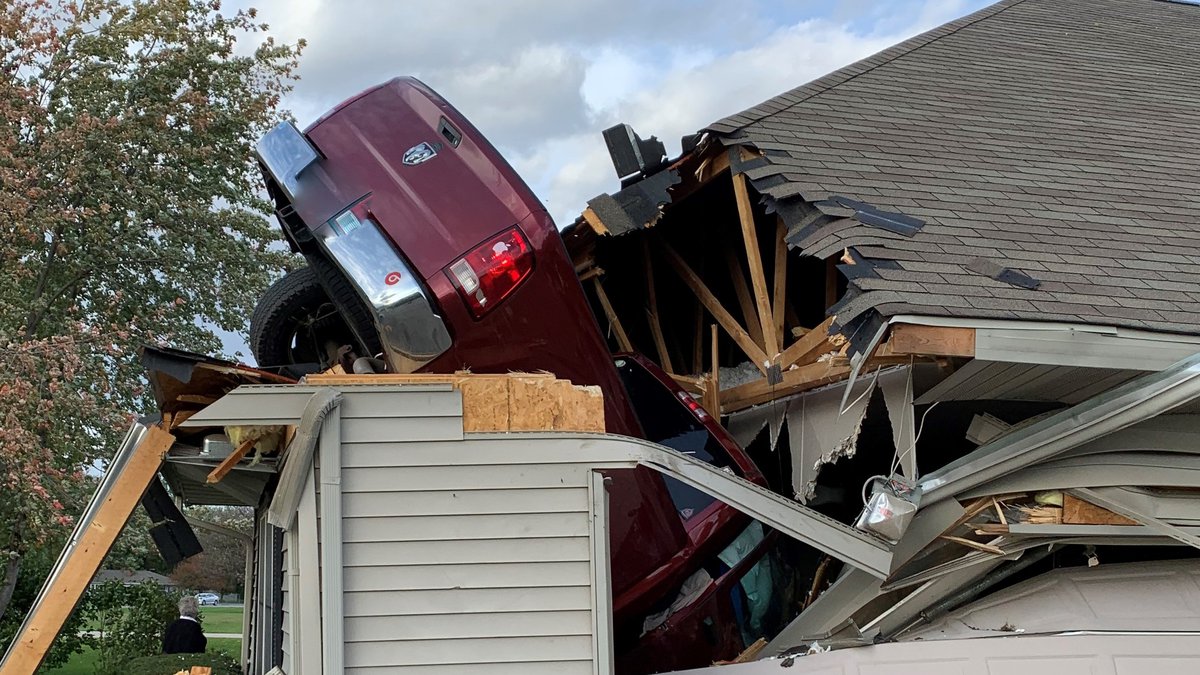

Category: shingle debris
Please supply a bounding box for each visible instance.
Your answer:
[966,257,1041,290]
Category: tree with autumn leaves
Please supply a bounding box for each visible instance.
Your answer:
[0,0,302,651]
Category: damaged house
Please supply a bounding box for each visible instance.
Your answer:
[564,0,1200,667]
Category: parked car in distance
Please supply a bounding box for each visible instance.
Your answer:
[196,592,219,606]
[252,77,767,666]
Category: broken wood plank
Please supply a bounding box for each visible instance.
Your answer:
[169,410,199,430]
[939,535,1005,556]
[3,426,174,674]
[581,206,609,236]
[726,248,765,348]
[176,394,217,405]
[591,277,634,352]
[778,316,837,369]
[1063,493,1138,526]
[642,240,673,373]
[772,219,788,352]
[721,360,853,413]
[732,172,779,359]
[206,438,256,484]
[889,324,976,358]
[662,242,769,375]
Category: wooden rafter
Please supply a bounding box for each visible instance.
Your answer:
[771,219,788,350]
[591,277,634,352]
[732,172,780,359]
[704,324,720,415]
[778,316,837,369]
[641,240,673,373]
[662,242,770,375]
[725,249,765,348]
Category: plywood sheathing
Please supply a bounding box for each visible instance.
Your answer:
[304,372,606,433]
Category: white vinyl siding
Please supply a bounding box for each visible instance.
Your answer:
[325,389,623,674]
[280,534,291,675]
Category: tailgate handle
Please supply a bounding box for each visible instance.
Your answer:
[438,117,462,147]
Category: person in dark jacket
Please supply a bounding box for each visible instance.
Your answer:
[162,595,207,654]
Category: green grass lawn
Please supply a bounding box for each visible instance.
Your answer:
[47,640,241,674]
[199,606,243,634]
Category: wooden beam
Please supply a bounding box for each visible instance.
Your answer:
[732,172,779,359]
[670,373,707,395]
[642,240,673,373]
[692,295,705,374]
[662,242,770,375]
[725,249,765,348]
[581,206,609,236]
[772,219,788,351]
[889,324,976,358]
[2,426,174,674]
[721,360,854,413]
[591,277,634,352]
[778,316,837,369]
[704,324,720,415]
[206,438,255,484]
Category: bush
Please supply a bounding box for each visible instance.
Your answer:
[123,651,241,675]
[82,580,180,675]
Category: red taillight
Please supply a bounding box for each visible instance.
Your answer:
[677,391,710,421]
[445,227,535,318]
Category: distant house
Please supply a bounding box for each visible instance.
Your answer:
[90,569,178,593]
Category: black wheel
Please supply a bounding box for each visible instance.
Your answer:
[249,265,379,369]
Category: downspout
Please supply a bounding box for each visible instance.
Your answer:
[318,406,344,675]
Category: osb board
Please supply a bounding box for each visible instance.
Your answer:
[304,372,605,433]
[1063,493,1138,526]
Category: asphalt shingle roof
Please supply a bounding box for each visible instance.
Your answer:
[708,0,1200,335]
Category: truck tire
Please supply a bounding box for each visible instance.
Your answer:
[304,255,383,358]
[249,264,381,369]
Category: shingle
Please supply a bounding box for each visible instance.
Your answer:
[701,0,1200,334]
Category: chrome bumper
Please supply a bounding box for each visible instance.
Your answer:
[314,217,452,372]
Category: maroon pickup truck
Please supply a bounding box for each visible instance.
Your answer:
[252,77,771,669]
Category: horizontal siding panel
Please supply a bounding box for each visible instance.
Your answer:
[344,610,592,642]
[344,561,591,592]
[344,537,591,567]
[340,439,637,468]
[340,390,463,419]
[347,661,591,675]
[343,487,588,517]
[345,635,593,667]
[344,586,592,617]
[342,417,463,444]
[341,464,596,493]
[342,513,588,542]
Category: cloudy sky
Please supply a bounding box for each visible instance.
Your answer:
[230,0,992,226]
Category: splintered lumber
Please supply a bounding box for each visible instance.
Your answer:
[889,324,976,358]
[726,249,766,348]
[732,172,779,358]
[2,426,174,674]
[581,206,609,235]
[591,277,634,352]
[1063,493,1138,526]
[662,242,769,374]
[939,535,1005,556]
[304,372,606,433]
[642,240,673,373]
[778,316,837,369]
[206,438,255,484]
[772,219,788,350]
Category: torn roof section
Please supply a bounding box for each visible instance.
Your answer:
[581,0,1200,339]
